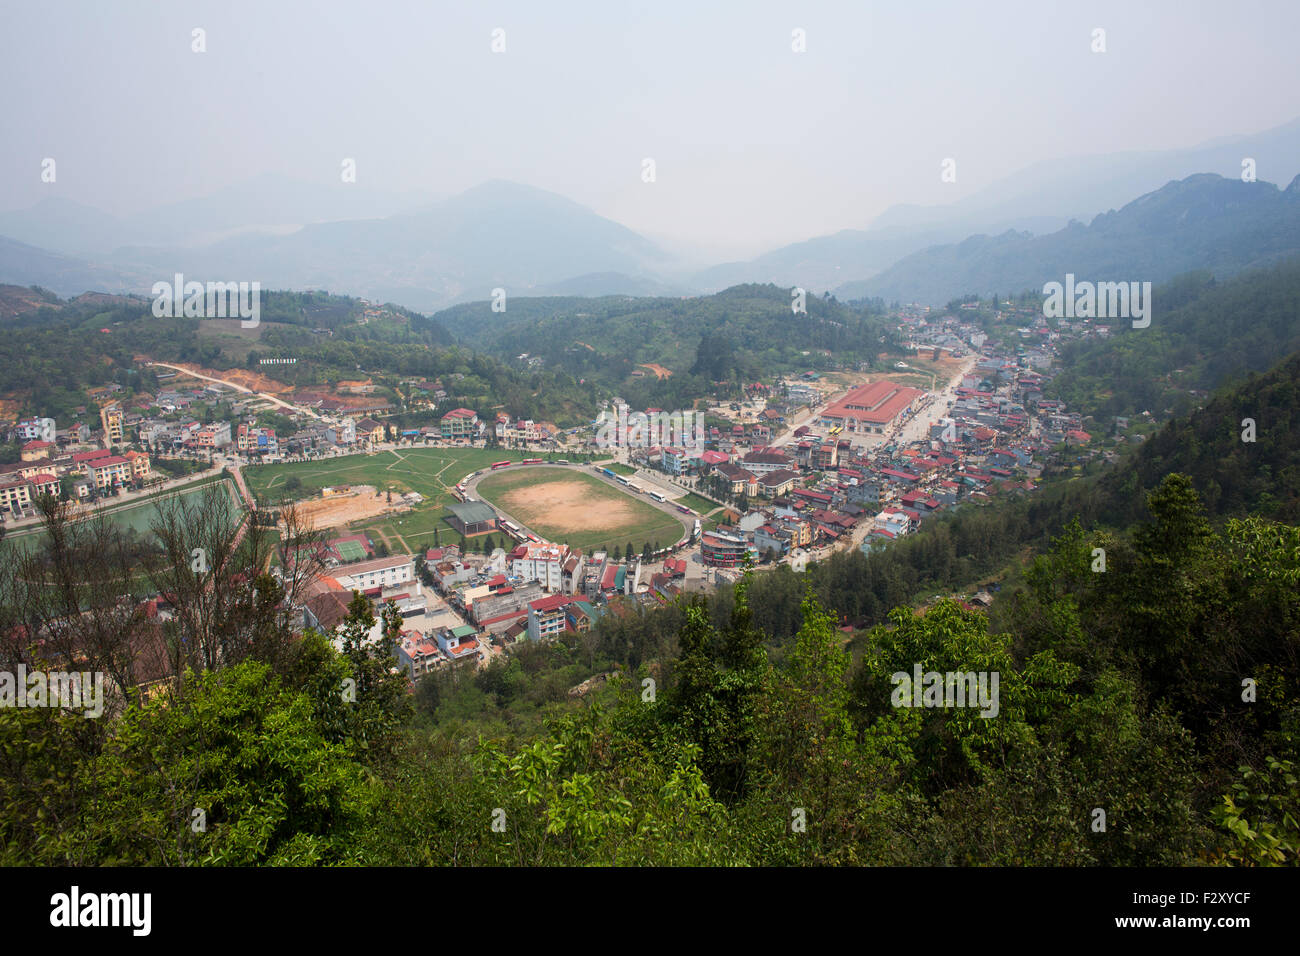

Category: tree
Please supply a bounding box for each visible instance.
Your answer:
[330,594,413,765]
[71,660,376,865]
[143,484,297,686]
[1213,755,1300,866]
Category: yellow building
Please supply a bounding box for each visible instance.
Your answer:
[124,450,152,481]
[100,402,125,447]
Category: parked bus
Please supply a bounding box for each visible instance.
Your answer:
[522,458,543,465]
[676,504,693,514]
[501,520,522,538]
[627,483,642,494]
[649,491,666,502]
[616,476,630,486]
[491,461,512,470]
[556,459,569,465]
[526,533,540,543]
[601,468,617,478]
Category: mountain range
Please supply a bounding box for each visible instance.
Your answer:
[2,115,1300,311]
[837,173,1300,304]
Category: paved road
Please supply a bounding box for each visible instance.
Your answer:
[890,355,979,447]
[769,395,843,448]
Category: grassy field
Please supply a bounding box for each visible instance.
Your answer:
[476,466,685,553]
[195,319,301,364]
[243,448,525,504]
[675,491,723,515]
[243,447,541,555]
[605,462,637,476]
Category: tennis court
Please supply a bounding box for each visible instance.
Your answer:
[335,538,370,562]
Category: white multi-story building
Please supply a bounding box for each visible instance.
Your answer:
[334,554,415,593]
[327,420,356,445]
[509,542,569,591]
[15,418,56,443]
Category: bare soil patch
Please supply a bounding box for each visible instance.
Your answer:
[294,485,396,530]
[500,480,636,530]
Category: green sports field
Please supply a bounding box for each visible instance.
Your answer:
[334,538,370,562]
[242,448,537,555]
[675,492,724,515]
[475,466,686,553]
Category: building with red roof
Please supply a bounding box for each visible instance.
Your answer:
[821,381,925,435]
[527,593,574,641]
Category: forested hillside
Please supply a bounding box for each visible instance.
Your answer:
[1047,259,1300,421]
[0,288,595,426]
[433,284,896,406]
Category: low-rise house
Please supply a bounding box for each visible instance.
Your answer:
[355,418,386,447]
[754,524,792,557]
[396,629,442,679]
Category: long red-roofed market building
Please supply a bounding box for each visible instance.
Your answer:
[820,380,926,436]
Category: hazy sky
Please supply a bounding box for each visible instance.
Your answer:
[3,0,1299,256]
